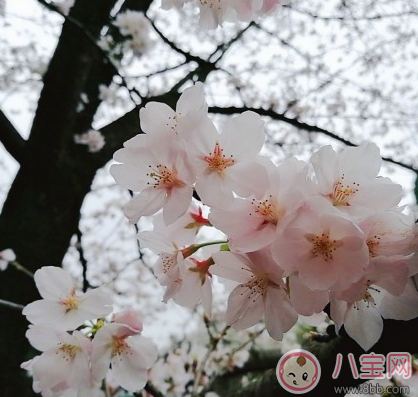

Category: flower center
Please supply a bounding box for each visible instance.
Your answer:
[147,164,185,189]
[199,0,221,9]
[239,274,270,301]
[367,235,381,258]
[161,253,177,274]
[308,233,339,262]
[58,343,80,359]
[251,196,283,226]
[111,336,130,357]
[328,175,359,206]
[60,290,79,311]
[204,143,235,172]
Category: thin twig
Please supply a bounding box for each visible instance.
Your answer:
[0,298,25,311]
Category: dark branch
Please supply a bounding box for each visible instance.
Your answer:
[0,109,27,163]
[209,106,418,174]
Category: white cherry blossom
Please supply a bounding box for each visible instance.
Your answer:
[23,266,113,331]
[91,323,158,392]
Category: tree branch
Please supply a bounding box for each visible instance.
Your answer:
[209,105,418,174]
[0,109,27,163]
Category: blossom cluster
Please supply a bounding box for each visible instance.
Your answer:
[21,266,158,396]
[111,82,418,352]
[161,0,283,29]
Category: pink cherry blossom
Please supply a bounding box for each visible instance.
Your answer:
[25,326,93,393]
[331,280,418,351]
[23,266,113,331]
[209,157,311,252]
[111,136,195,225]
[185,111,268,208]
[310,142,402,216]
[140,82,207,144]
[91,323,158,392]
[211,250,297,340]
[173,256,213,315]
[271,196,369,291]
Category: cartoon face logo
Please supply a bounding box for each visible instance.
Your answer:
[276,349,321,394]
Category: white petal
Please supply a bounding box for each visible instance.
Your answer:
[140,102,176,136]
[26,325,62,351]
[377,281,418,320]
[195,172,234,208]
[220,111,265,161]
[34,266,75,300]
[124,188,166,223]
[226,282,264,330]
[264,286,298,340]
[163,186,193,225]
[227,161,269,199]
[211,252,253,283]
[344,303,383,351]
[23,300,66,326]
[289,276,329,316]
[176,82,207,114]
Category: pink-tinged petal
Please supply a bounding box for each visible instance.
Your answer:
[139,102,176,136]
[23,300,66,326]
[298,257,338,291]
[176,82,207,114]
[209,199,255,236]
[344,302,383,351]
[220,111,265,161]
[163,186,193,225]
[211,252,253,284]
[26,325,62,352]
[377,281,418,320]
[227,160,269,199]
[195,172,234,208]
[230,223,276,253]
[289,276,329,316]
[91,328,114,382]
[110,163,145,191]
[66,351,91,388]
[330,299,348,331]
[34,266,75,300]
[226,282,264,330]
[264,286,297,340]
[124,188,167,223]
[112,310,143,335]
[372,260,408,296]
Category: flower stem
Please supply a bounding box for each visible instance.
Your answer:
[10,261,34,278]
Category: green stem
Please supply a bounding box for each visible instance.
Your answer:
[11,261,34,278]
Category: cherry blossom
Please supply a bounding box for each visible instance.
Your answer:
[209,157,311,252]
[211,250,297,340]
[139,82,208,145]
[331,279,418,351]
[111,136,195,225]
[74,130,105,153]
[310,142,402,216]
[91,322,158,392]
[0,248,15,270]
[24,326,94,394]
[22,266,113,331]
[184,111,268,208]
[271,196,369,291]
